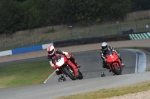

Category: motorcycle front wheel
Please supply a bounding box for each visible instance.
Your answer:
[113,65,122,75]
[62,66,77,80]
[78,70,83,80]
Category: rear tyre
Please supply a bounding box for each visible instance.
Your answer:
[63,66,76,80]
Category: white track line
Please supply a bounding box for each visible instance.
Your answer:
[43,70,56,84]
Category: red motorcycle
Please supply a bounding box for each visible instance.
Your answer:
[53,54,83,80]
[106,51,123,75]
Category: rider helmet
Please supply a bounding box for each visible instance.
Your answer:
[47,45,55,56]
[101,42,108,51]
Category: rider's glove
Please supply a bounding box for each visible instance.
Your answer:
[117,53,120,57]
[65,54,71,59]
[104,58,106,62]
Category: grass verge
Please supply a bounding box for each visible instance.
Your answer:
[0,60,54,88]
[56,81,150,99]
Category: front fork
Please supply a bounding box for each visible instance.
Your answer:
[67,60,79,76]
[108,62,119,70]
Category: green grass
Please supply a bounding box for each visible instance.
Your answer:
[0,60,54,88]
[55,81,150,99]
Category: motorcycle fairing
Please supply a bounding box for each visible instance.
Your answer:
[67,60,79,76]
[106,51,122,69]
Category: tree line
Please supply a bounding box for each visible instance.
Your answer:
[0,0,150,34]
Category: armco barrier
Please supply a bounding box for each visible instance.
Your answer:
[11,43,53,55]
[0,43,53,56]
[0,50,12,56]
[12,45,43,54]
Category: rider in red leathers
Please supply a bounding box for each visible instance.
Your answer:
[47,45,80,75]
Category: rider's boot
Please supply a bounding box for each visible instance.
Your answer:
[113,73,116,75]
[103,64,111,72]
[55,69,62,75]
[109,69,112,72]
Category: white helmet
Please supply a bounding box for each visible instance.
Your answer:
[47,45,55,56]
[101,42,108,50]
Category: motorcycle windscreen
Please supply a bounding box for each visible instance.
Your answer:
[55,55,65,67]
[106,52,118,63]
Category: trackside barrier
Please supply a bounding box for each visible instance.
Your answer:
[129,32,150,40]
[0,50,12,56]
[0,43,53,56]
[0,34,130,57]
[12,45,43,54]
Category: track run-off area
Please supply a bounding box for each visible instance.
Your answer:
[0,39,150,99]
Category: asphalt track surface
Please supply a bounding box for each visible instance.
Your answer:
[47,49,136,84]
[0,49,138,99]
